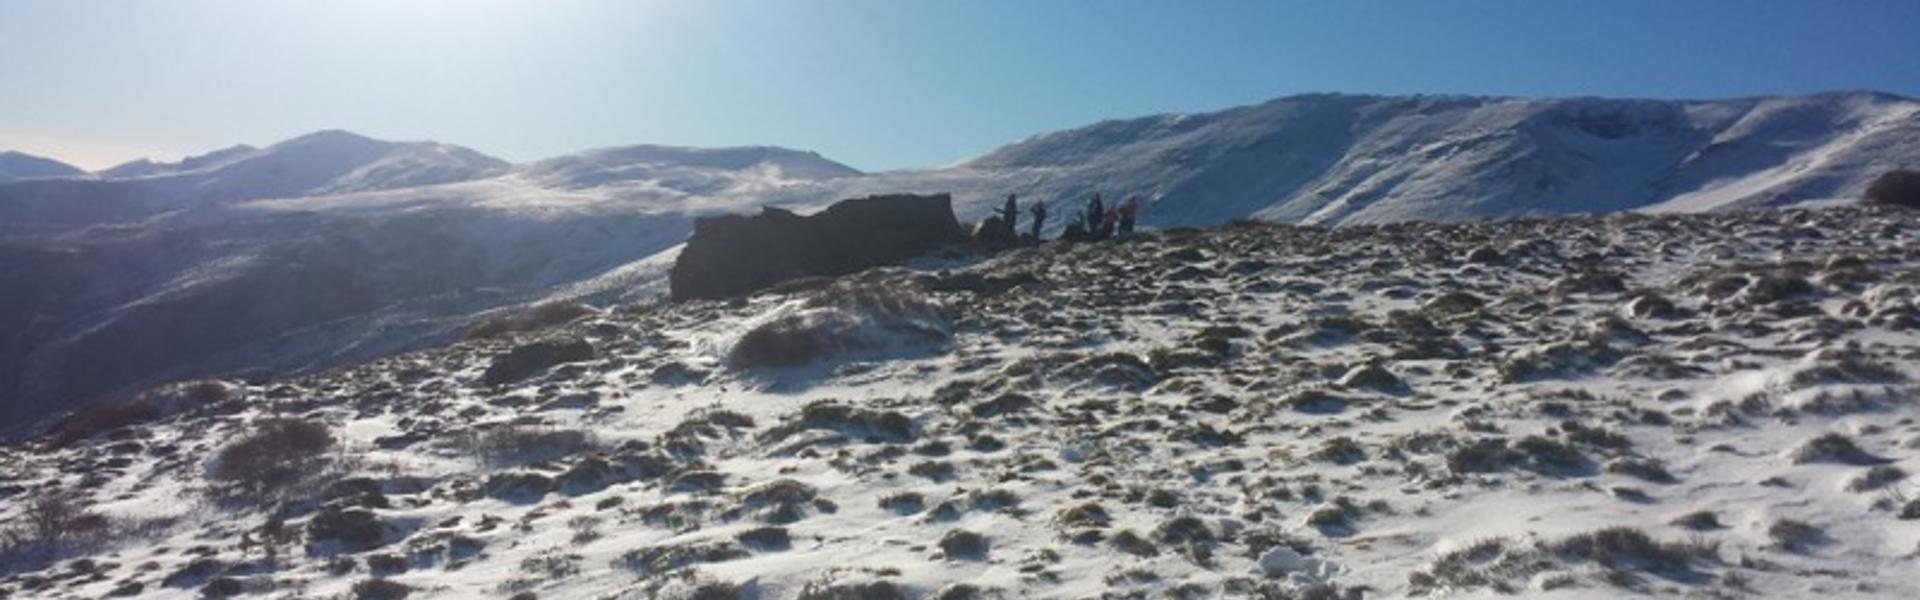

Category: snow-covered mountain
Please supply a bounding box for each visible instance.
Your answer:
[0,151,84,183]
[96,144,259,179]
[838,90,1920,227]
[0,135,862,435]
[0,131,509,235]
[2,90,1918,435]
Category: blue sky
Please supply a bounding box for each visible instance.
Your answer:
[3,0,1918,171]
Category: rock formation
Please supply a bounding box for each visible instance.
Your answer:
[669,194,966,301]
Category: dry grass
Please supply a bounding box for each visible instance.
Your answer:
[460,422,597,467]
[210,417,337,492]
[459,302,597,341]
[729,285,949,368]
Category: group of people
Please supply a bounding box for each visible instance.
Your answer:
[982,192,1141,247]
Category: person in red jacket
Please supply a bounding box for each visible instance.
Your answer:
[1119,196,1140,234]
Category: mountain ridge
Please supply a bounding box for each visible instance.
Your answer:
[2,89,1918,435]
[0,151,86,183]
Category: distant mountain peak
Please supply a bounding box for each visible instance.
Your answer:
[521,143,861,189]
[0,150,86,183]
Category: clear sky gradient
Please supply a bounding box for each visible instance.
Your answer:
[4,0,1919,171]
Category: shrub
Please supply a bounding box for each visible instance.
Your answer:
[1847,465,1907,492]
[1866,169,1920,209]
[939,529,989,560]
[1767,518,1823,552]
[211,417,336,492]
[459,302,596,341]
[615,541,748,577]
[729,285,951,368]
[308,507,393,552]
[1551,526,1714,573]
[352,578,412,600]
[5,488,109,548]
[462,423,595,467]
[44,400,162,447]
[481,339,597,386]
[798,578,909,600]
[1788,432,1888,466]
[44,379,237,447]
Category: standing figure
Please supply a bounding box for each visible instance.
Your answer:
[1085,194,1105,239]
[1119,196,1140,234]
[1101,205,1120,239]
[999,194,1019,240]
[1029,200,1047,241]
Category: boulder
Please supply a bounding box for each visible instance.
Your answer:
[669,194,966,301]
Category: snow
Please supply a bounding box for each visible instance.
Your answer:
[4,90,1920,438]
[5,204,1919,599]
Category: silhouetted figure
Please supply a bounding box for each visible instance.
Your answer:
[1085,194,1105,240]
[1101,205,1119,239]
[1119,196,1139,234]
[1029,200,1047,241]
[972,215,1015,249]
[1063,211,1088,241]
[999,194,1019,240]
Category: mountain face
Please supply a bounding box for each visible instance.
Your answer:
[96,144,258,179]
[0,131,509,235]
[0,151,85,183]
[902,90,1920,227]
[3,204,1918,598]
[2,91,1918,435]
[0,135,861,436]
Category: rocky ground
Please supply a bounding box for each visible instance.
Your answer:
[3,204,1920,599]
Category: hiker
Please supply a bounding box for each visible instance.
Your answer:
[999,194,1019,239]
[1062,212,1087,241]
[1119,196,1140,234]
[1101,205,1120,239]
[1085,194,1104,237]
[1029,200,1047,241]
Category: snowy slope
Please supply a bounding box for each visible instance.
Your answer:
[3,91,1918,436]
[3,205,1918,600]
[0,131,509,235]
[0,151,85,183]
[0,140,864,436]
[96,145,258,179]
[900,91,1920,228]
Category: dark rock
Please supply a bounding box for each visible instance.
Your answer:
[669,194,966,301]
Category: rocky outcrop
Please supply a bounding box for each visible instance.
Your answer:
[669,194,966,301]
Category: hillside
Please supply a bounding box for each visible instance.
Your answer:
[2,90,1918,435]
[0,136,863,436]
[0,152,84,183]
[866,91,1920,227]
[2,204,1917,599]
